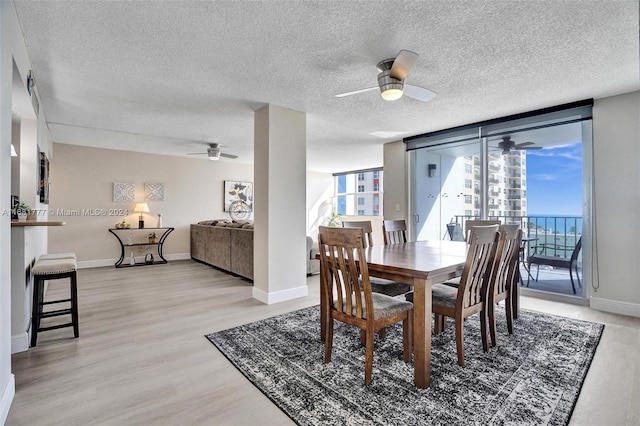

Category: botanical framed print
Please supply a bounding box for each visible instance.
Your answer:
[113,182,135,203]
[224,181,253,213]
[145,182,165,201]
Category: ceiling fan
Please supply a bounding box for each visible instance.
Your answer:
[335,50,436,102]
[495,136,542,154]
[186,143,238,161]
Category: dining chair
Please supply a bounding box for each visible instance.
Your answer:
[488,224,522,347]
[383,219,408,245]
[407,225,499,367]
[527,236,582,294]
[318,226,413,385]
[342,220,374,247]
[463,219,501,242]
[440,220,498,288]
[342,220,409,298]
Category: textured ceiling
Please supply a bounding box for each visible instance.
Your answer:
[13,1,640,173]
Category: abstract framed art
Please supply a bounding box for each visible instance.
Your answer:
[113,182,135,203]
[145,182,165,201]
[224,181,253,213]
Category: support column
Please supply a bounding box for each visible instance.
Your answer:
[253,104,308,304]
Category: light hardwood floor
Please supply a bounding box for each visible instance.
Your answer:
[7,260,640,425]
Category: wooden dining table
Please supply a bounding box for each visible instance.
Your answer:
[319,239,468,389]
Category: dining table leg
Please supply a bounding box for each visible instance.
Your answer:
[412,277,432,389]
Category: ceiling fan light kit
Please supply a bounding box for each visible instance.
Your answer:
[335,50,436,103]
[378,72,404,100]
[207,146,221,160]
[377,58,404,101]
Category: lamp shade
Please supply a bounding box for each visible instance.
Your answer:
[134,203,150,213]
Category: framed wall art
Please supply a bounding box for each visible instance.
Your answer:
[145,182,165,201]
[224,181,253,213]
[113,182,135,203]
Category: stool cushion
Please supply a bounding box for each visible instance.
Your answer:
[39,252,77,261]
[33,259,77,275]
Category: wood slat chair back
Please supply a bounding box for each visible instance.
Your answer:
[428,224,500,367]
[319,226,371,323]
[464,219,501,242]
[383,219,408,245]
[459,226,500,309]
[318,226,413,384]
[342,220,374,248]
[343,220,409,299]
[488,224,522,346]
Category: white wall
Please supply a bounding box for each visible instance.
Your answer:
[49,142,334,267]
[0,1,50,420]
[48,143,254,266]
[383,140,408,222]
[0,4,15,419]
[590,91,640,316]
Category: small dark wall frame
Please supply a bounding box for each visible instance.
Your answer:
[39,151,49,204]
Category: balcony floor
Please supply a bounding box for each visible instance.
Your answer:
[519,265,583,297]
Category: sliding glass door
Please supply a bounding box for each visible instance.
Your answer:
[407,102,592,301]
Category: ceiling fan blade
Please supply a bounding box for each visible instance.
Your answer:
[186,152,206,155]
[334,87,378,98]
[403,84,437,102]
[515,142,535,148]
[220,153,238,159]
[390,50,418,80]
[516,146,542,150]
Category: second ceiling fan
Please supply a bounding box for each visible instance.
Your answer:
[186,143,238,161]
[335,50,436,103]
[495,136,542,154]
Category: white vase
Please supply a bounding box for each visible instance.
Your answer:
[17,213,27,222]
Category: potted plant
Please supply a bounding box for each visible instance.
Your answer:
[325,211,342,227]
[13,202,32,222]
[148,232,157,243]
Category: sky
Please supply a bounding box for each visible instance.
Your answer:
[525,143,582,216]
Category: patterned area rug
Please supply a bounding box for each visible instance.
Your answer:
[206,306,603,425]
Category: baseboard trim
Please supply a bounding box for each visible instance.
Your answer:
[77,253,191,269]
[11,332,28,354]
[0,374,15,425]
[252,285,309,305]
[590,297,640,318]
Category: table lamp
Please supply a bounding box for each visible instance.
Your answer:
[134,202,150,228]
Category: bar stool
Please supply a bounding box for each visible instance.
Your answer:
[31,257,79,347]
[38,252,77,261]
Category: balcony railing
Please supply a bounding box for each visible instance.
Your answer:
[452,214,582,258]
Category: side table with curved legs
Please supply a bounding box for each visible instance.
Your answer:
[108,227,174,268]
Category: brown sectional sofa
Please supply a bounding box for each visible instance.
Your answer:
[191,220,254,280]
[191,219,320,280]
